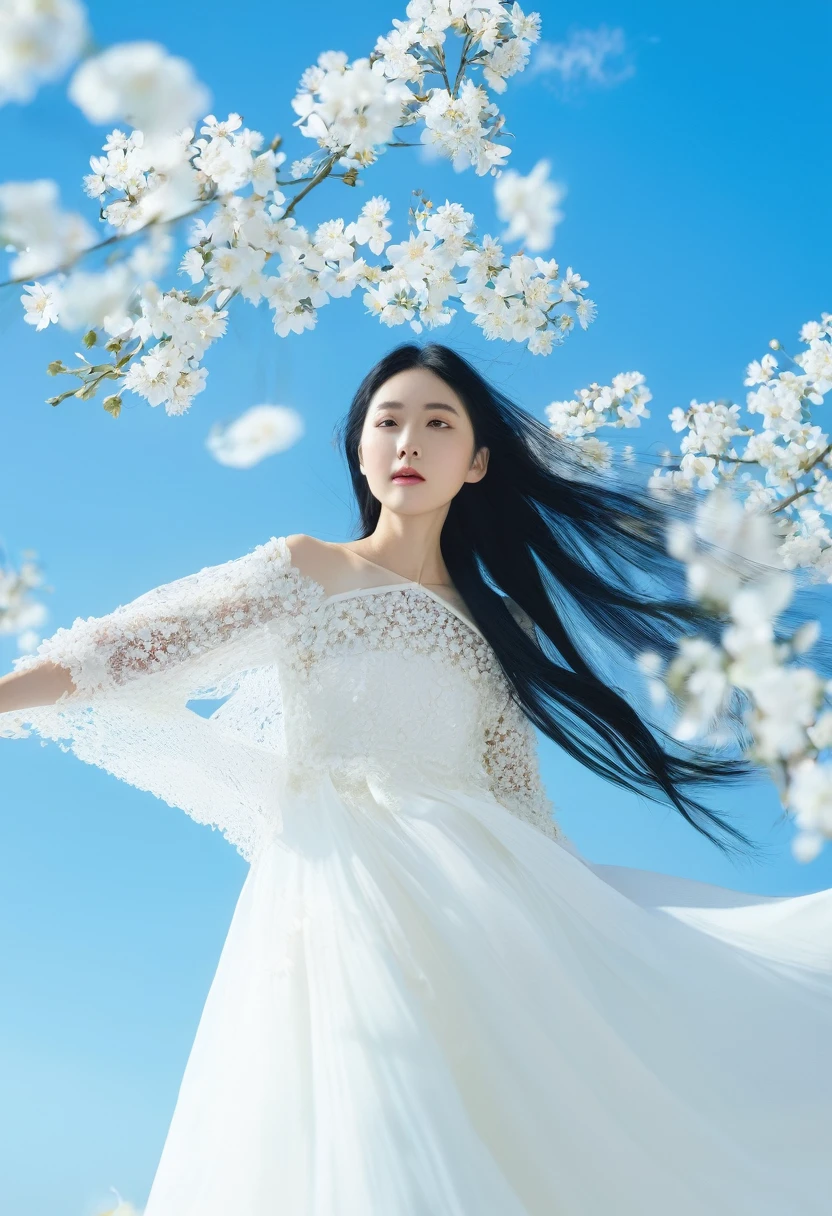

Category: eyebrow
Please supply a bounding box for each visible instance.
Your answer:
[372,400,461,415]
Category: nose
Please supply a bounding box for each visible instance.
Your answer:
[398,438,420,458]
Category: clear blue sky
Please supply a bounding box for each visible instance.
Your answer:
[1,1,830,1212]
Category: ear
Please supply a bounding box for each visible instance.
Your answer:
[464,444,489,484]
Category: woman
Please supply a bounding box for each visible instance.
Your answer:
[2,343,831,1215]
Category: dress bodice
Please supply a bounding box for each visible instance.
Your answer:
[278,580,546,815]
[3,535,562,862]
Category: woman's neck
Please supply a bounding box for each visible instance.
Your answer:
[346,519,452,587]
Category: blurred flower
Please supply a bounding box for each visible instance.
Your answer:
[69,41,210,133]
[0,549,48,654]
[0,0,88,105]
[494,159,565,252]
[206,404,304,468]
[0,179,94,278]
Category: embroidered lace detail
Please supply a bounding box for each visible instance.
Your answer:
[286,583,499,680]
[482,690,561,843]
[276,582,562,843]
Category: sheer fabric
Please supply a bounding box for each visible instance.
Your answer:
[2,534,831,1215]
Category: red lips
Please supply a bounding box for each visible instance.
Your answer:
[391,466,425,480]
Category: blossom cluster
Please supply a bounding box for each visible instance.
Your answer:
[544,370,651,468]
[647,316,832,580]
[0,0,597,417]
[637,489,832,862]
[542,317,832,585]
[544,321,832,858]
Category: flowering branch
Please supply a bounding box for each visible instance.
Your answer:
[544,316,832,582]
[1,1,594,418]
[636,490,832,863]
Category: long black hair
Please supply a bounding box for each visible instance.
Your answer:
[335,342,802,862]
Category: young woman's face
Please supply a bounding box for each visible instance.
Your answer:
[358,367,489,514]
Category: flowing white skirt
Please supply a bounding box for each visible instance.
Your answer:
[142,773,832,1216]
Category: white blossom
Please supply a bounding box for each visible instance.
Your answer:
[206,404,304,468]
[483,35,531,92]
[798,337,832,397]
[205,244,267,300]
[123,345,208,415]
[350,196,392,254]
[290,155,316,179]
[0,0,88,105]
[420,80,510,175]
[68,41,210,133]
[192,119,266,194]
[179,248,205,284]
[132,287,228,359]
[21,282,60,330]
[293,56,411,160]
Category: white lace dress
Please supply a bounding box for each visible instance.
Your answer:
[3,535,832,1216]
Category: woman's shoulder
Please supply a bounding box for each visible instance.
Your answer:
[282,533,324,567]
[280,533,353,592]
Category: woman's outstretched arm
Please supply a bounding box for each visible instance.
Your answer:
[0,660,75,713]
[1,536,296,718]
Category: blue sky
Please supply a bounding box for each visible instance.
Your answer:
[1,1,831,1211]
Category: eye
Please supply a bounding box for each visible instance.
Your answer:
[428,418,451,428]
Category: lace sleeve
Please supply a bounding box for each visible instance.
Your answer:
[8,535,304,701]
[0,535,321,864]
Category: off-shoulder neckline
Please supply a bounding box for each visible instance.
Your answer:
[267,535,488,645]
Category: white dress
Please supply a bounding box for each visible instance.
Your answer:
[3,534,832,1216]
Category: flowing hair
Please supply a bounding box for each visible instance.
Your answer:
[334,342,803,862]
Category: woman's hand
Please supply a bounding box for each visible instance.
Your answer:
[0,661,76,713]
